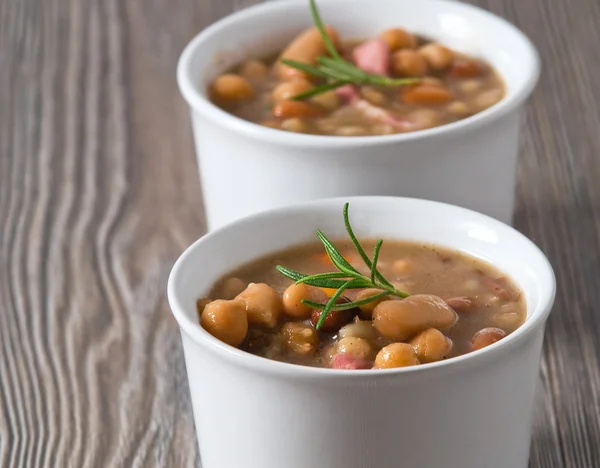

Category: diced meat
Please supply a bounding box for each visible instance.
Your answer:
[335,84,359,103]
[352,38,390,76]
[331,354,372,370]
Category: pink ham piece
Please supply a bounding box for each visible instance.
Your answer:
[331,354,372,370]
[352,38,390,76]
[335,84,359,102]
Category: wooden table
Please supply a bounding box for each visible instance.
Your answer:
[1,0,599,466]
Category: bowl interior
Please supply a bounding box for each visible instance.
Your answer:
[169,197,555,347]
[182,0,538,100]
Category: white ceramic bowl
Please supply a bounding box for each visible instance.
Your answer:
[178,0,540,230]
[168,196,555,468]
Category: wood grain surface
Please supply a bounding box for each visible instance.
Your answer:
[1,0,599,466]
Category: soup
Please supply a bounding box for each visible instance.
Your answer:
[208,5,505,136]
[198,238,525,370]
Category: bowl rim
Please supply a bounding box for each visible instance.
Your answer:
[167,196,556,378]
[177,0,541,148]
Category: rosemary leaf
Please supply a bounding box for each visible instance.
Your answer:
[276,265,309,282]
[371,239,383,284]
[315,229,360,275]
[303,290,389,311]
[316,278,361,329]
[291,80,349,101]
[342,203,394,289]
[279,58,332,79]
[309,0,341,60]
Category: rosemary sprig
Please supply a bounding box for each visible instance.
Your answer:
[276,203,410,330]
[280,0,420,101]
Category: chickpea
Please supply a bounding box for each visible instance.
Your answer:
[281,322,319,356]
[402,84,453,104]
[379,28,417,51]
[391,50,428,77]
[236,283,283,328]
[472,327,507,351]
[338,319,379,341]
[354,288,390,319]
[418,43,455,70]
[373,294,458,341]
[200,299,248,347]
[272,100,324,119]
[283,283,328,319]
[210,74,255,102]
[239,60,269,81]
[336,336,374,361]
[276,26,340,80]
[411,328,453,363]
[272,78,313,102]
[375,343,420,369]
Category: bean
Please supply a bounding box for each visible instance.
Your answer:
[281,322,319,356]
[272,100,324,119]
[373,294,458,341]
[283,283,328,319]
[334,125,368,137]
[210,74,255,101]
[354,288,390,319]
[310,90,341,111]
[411,328,453,363]
[200,299,248,347]
[445,296,475,313]
[338,319,379,341]
[491,310,522,331]
[239,60,269,81]
[459,79,483,94]
[391,49,428,77]
[418,43,455,70]
[281,118,308,133]
[336,336,374,361]
[361,86,387,106]
[379,28,417,51]
[236,283,283,328]
[276,26,340,80]
[311,297,359,333]
[402,84,453,104]
[219,277,247,299]
[374,343,420,369]
[472,327,507,351]
[392,258,412,274]
[272,78,313,101]
[446,101,470,116]
[476,89,503,110]
[449,58,486,78]
[259,119,281,129]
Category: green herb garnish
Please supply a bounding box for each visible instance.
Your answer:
[280,0,420,101]
[276,203,410,330]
